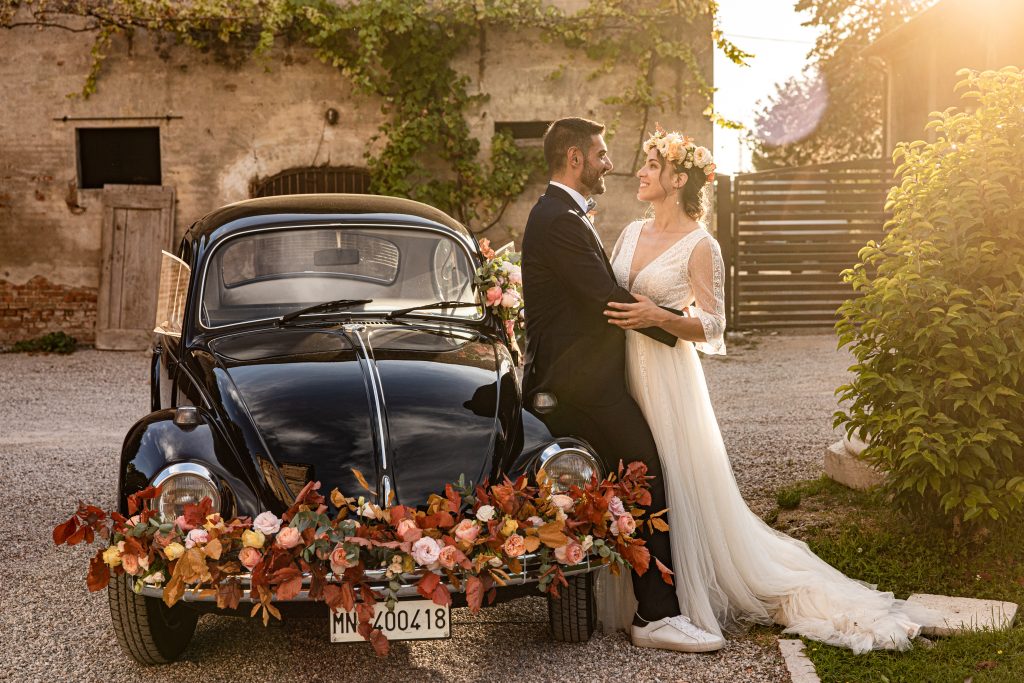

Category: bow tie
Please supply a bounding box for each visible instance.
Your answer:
[585,197,597,213]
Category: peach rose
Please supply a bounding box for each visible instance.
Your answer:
[275,526,301,549]
[396,518,423,543]
[121,553,140,575]
[329,544,351,575]
[554,540,584,565]
[438,545,460,570]
[241,529,265,549]
[617,513,637,536]
[609,519,620,536]
[174,515,195,531]
[238,546,262,570]
[486,286,503,307]
[502,534,526,558]
[453,519,480,543]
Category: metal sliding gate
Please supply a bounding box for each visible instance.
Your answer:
[717,159,893,330]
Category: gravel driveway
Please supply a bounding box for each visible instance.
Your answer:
[0,333,851,682]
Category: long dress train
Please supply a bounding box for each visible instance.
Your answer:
[597,219,931,654]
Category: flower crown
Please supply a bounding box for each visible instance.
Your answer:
[642,123,716,183]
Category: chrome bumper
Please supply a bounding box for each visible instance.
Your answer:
[138,552,603,603]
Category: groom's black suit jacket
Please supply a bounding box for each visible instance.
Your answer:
[521,184,676,408]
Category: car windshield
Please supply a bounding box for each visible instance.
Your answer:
[199,225,481,328]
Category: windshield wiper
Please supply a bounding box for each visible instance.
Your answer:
[386,300,480,320]
[278,299,373,325]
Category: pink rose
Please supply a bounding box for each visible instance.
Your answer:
[275,526,301,549]
[453,519,480,543]
[411,537,442,566]
[438,545,459,570]
[329,543,351,575]
[185,528,209,548]
[554,540,585,565]
[503,534,526,558]
[486,286,503,307]
[174,515,195,531]
[526,516,544,528]
[618,513,637,536]
[396,518,423,543]
[609,496,626,518]
[238,546,263,570]
[500,291,519,309]
[508,266,522,285]
[550,494,574,512]
[121,553,141,576]
[253,511,282,536]
[609,519,620,536]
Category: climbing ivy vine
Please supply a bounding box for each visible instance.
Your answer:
[3,0,749,232]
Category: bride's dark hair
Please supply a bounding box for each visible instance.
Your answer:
[677,164,711,222]
[650,152,712,224]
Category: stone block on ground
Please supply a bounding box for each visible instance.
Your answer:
[907,593,1019,637]
[778,639,820,683]
[824,440,885,490]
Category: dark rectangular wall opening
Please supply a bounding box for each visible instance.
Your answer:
[77,127,162,188]
[494,121,551,140]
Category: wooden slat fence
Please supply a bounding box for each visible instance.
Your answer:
[719,159,893,329]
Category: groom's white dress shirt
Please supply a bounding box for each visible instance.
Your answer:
[549,181,603,248]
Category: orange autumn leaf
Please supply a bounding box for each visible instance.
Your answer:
[621,542,651,577]
[351,468,375,496]
[523,535,541,553]
[216,578,243,610]
[86,550,110,592]
[417,572,441,600]
[655,558,674,586]
[466,575,484,613]
[537,520,567,548]
[52,517,78,545]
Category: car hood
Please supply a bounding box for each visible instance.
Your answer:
[201,323,514,509]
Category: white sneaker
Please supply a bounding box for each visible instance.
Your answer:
[631,615,726,653]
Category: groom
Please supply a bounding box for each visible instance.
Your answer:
[521,117,724,652]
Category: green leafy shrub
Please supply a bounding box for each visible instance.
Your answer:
[835,68,1024,528]
[10,331,78,354]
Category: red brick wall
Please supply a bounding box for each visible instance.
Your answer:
[0,276,97,346]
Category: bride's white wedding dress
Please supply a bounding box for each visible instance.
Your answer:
[597,219,931,654]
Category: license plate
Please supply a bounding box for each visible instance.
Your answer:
[330,599,450,642]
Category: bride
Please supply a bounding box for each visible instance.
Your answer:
[597,126,931,654]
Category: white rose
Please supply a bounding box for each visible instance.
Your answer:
[475,505,496,522]
[252,511,282,536]
[692,146,712,168]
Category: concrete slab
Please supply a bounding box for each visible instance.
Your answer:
[824,439,885,490]
[778,639,821,683]
[907,593,1019,636]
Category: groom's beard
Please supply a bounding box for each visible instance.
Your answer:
[580,159,607,196]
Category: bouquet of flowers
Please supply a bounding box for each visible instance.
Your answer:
[475,239,524,356]
[54,461,670,656]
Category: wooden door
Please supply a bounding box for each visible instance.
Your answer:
[96,185,175,350]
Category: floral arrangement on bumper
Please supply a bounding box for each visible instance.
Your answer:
[53,462,670,656]
[643,123,716,182]
[475,238,524,350]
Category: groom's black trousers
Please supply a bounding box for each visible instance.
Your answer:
[534,394,681,622]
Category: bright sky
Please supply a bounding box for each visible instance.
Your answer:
[713,0,822,174]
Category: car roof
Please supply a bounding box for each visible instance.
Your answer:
[188,193,473,242]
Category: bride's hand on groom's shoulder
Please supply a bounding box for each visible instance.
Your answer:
[604,294,673,330]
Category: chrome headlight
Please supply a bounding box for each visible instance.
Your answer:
[151,463,221,521]
[537,443,602,493]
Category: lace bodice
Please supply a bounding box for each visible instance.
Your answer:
[610,219,726,355]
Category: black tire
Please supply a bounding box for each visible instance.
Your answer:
[108,574,198,665]
[547,571,596,642]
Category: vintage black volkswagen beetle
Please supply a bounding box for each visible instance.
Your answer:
[111,194,606,664]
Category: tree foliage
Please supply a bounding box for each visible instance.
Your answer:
[748,0,936,170]
[2,0,749,233]
[835,68,1024,530]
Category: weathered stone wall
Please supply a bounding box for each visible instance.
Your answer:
[0,7,712,346]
